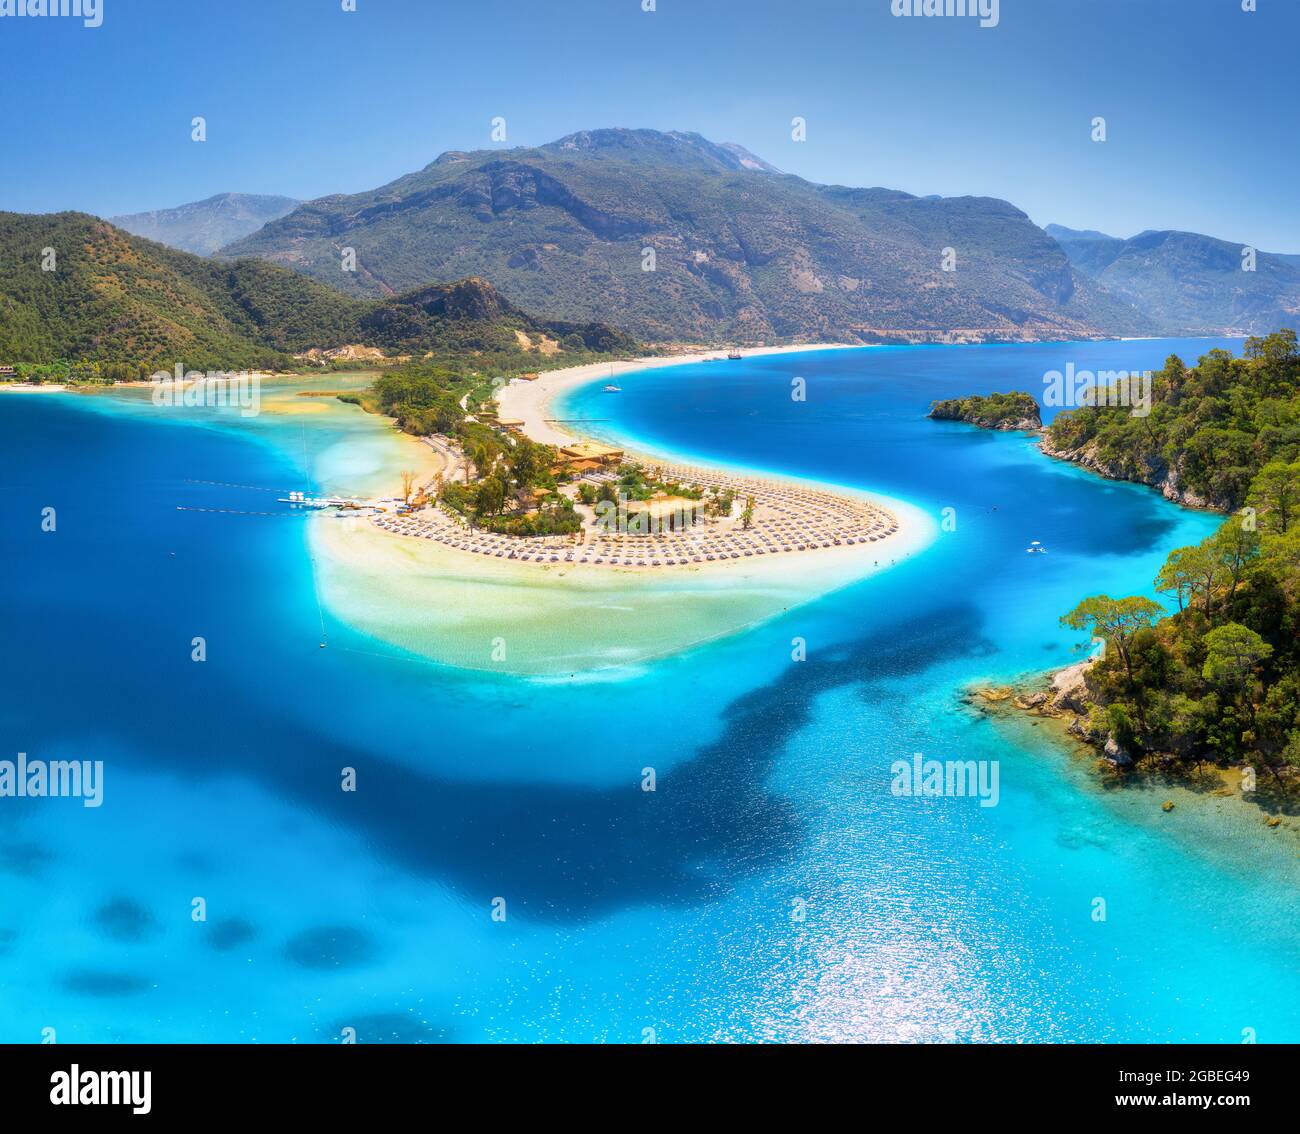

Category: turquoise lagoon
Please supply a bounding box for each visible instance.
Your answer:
[1,338,1297,1043]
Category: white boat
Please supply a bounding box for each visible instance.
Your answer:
[604,384,621,392]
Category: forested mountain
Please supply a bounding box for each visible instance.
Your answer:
[111,193,301,256]
[0,212,632,377]
[222,128,1150,343]
[1046,224,1300,335]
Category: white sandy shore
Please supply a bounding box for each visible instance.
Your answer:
[361,342,925,578]
[495,343,857,448]
[305,341,939,674]
[314,489,935,675]
[8,350,933,674]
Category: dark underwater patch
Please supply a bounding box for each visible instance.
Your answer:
[63,970,151,997]
[206,917,257,952]
[284,925,376,970]
[92,898,158,943]
[0,840,55,879]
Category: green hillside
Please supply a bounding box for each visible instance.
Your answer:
[0,212,633,380]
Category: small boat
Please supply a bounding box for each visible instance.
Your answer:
[603,384,621,392]
[727,351,743,360]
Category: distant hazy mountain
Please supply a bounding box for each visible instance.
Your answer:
[111,192,301,256]
[223,128,1148,343]
[1047,223,1300,335]
[0,211,631,373]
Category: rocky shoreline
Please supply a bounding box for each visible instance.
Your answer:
[925,387,1231,511]
[1036,433,1222,510]
[963,661,1296,826]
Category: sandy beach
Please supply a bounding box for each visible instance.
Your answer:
[4,351,933,675]
[495,343,857,448]
[306,343,937,674]
[369,342,915,578]
[314,491,933,675]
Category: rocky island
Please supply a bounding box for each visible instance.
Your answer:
[927,391,1042,431]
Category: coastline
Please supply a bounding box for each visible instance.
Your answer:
[311,343,941,674]
[968,672,1300,853]
[495,343,858,448]
[389,342,916,576]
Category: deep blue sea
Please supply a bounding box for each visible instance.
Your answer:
[3,337,1298,1043]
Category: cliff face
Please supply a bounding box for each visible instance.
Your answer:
[1037,434,1216,510]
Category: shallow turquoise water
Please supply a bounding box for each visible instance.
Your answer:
[2,338,1297,1043]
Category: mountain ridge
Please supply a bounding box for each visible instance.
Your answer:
[111,192,301,256]
[1047,223,1300,334]
[221,128,1151,343]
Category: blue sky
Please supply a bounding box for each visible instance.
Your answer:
[2,0,1296,250]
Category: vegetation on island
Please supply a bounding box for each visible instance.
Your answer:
[365,363,733,538]
[367,363,572,534]
[928,390,1042,430]
[1052,332,1300,774]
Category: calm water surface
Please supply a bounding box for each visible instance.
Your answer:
[2,337,1296,1042]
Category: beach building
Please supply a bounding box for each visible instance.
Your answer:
[625,493,703,533]
[557,441,624,470]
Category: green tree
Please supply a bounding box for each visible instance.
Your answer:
[1061,595,1164,688]
[509,440,545,489]
[474,476,506,517]
[1210,521,1260,609]
[1155,544,1223,619]
[1247,459,1300,534]
[1202,621,1273,739]
[1202,622,1272,689]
